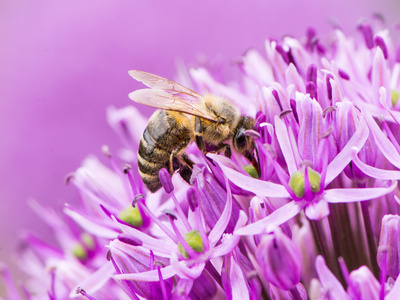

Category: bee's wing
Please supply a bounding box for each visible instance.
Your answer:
[129,70,201,99]
[129,89,218,121]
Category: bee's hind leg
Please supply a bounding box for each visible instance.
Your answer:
[170,138,194,185]
[171,153,193,185]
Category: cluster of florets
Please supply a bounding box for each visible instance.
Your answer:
[3,21,400,299]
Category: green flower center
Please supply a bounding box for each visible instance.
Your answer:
[289,167,321,198]
[245,164,259,178]
[391,89,399,106]
[178,230,205,259]
[118,206,143,228]
[72,244,87,260]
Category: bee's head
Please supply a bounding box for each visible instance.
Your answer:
[232,116,256,161]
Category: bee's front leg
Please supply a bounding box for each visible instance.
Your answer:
[194,116,206,152]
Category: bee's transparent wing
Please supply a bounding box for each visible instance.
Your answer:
[129,89,218,121]
[129,70,201,100]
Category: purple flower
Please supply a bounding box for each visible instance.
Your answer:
[5,20,400,299]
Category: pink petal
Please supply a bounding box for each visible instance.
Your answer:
[315,255,350,299]
[208,154,290,198]
[351,147,400,180]
[234,201,304,235]
[286,63,306,93]
[210,211,247,258]
[364,110,400,169]
[386,272,400,300]
[70,262,115,298]
[113,265,176,281]
[274,115,299,174]
[325,115,369,185]
[323,181,397,203]
[304,200,330,220]
[170,252,205,280]
[63,207,118,239]
[114,216,176,256]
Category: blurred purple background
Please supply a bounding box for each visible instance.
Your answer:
[0,0,399,279]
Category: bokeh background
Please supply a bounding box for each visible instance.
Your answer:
[1,0,399,282]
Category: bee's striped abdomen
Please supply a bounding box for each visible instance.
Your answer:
[137,110,192,192]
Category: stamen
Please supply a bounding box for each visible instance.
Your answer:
[326,74,334,100]
[76,287,96,300]
[159,170,192,231]
[157,265,169,300]
[279,109,293,118]
[117,233,143,246]
[187,188,198,212]
[306,81,318,100]
[275,44,290,64]
[307,64,318,85]
[163,210,177,220]
[374,36,389,59]
[132,194,145,206]
[290,99,299,123]
[159,168,174,194]
[322,106,336,118]
[137,202,178,243]
[64,172,74,185]
[124,166,140,198]
[338,69,350,80]
[359,24,374,49]
[106,250,111,261]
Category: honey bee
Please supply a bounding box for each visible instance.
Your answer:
[129,70,257,192]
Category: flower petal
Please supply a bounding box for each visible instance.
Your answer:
[364,110,400,169]
[325,115,369,185]
[113,265,176,281]
[304,200,330,220]
[208,153,290,198]
[210,211,247,258]
[234,201,304,235]
[69,262,115,298]
[323,181,397,203]
[351,147,400,180]
[315,255,350,299]
[64,206,118,239]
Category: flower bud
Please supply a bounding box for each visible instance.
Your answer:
[377,214,400,278]
[347,266,380,300]
[109,239,172,299]
[256,227,302,290]
[178,230,204,259]
[335,101,376,183]
[288,167,321,198]
[193,167,241,233]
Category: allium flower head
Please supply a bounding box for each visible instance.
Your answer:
[4,19,400,299]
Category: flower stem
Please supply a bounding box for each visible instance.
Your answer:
[310,220,333,271]
[360,200,379,278]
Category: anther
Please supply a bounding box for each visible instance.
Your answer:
[101,145,111,157]
[132,194,145,207]
[117,233,143,246]
[106,250,112,261]
[163,210,177,220]
[123,164,132,174]
[159,168,174,194]
[279,109,293,118]
[64,172,74,185]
